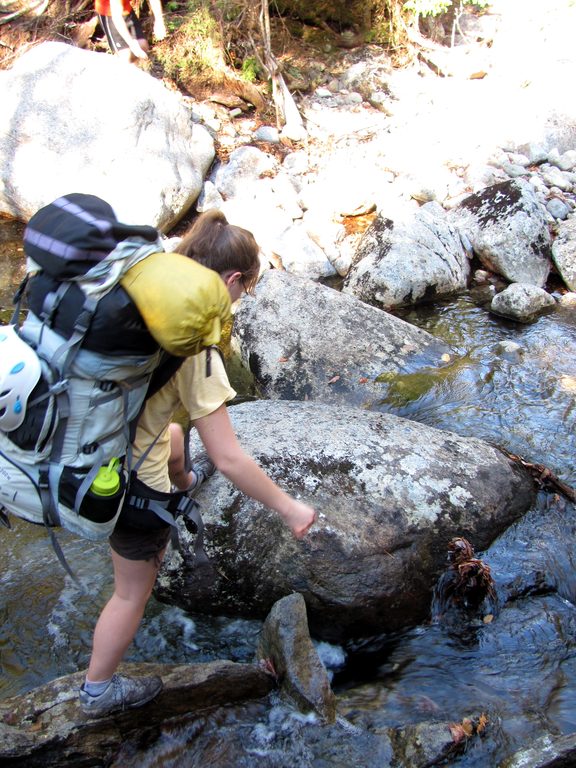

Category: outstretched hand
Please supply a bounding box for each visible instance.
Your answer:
[281,499,317,539]
[130,41,148,59]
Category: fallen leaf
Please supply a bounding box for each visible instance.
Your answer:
[359,377,369,384]
[477,713,489,733]
[278,357,289,363]
[483,614,494,623]
[258,658,278,680]
[462,718,474,737]
[449,723,467,743]
[327,375,340,385]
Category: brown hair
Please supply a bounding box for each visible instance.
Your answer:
[175,209,260,294]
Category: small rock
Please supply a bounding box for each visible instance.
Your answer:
[546,198,570,220]
[495,340,523,362]
[541,166,573,191]
[502,162,528,178]
[559,292,576,306]
[473,269,491,284]
[521,142,549,164]
[281,123,308,142]
[254,126,280,143]
[490,283,556,323]
[552,149,576,171]
[368,91,393,114]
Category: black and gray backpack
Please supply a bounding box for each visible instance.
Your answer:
[0,194,209,573]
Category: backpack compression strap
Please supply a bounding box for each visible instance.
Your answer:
[126,491,210,565]
[38,468,85,589]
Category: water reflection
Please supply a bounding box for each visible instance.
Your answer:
[384,294,576,486]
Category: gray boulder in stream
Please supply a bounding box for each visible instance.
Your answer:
[232,269,453,405]
[343,201,471,309]
[156,400,534,643]
[449,179,552,287]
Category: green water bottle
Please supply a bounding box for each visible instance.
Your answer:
[89,458,121,497]
[82,458,123,524]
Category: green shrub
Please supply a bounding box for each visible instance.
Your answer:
[241,56,260,82]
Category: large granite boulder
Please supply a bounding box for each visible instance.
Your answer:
[156,400,534,643]
[343,201,471,309]
[232,269,453,405]
[449,179,552,287]
[551,214,576,291]
[0,42,214,229]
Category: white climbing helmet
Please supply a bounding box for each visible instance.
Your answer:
[0,325,42,431]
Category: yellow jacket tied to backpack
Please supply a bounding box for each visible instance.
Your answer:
[121,251,231,357]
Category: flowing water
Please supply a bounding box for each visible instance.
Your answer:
[1,222,575,766]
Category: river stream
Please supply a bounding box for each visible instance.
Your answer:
[1,220,575,766]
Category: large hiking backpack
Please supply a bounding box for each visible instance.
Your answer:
[0,194,230,564]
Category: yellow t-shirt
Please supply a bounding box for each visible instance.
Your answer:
[132,348,236,492]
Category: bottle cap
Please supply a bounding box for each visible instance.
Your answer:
[91,458,121,497]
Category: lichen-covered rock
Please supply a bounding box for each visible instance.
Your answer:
[490,283,556,322]
[157,400,534,643]
[343,202,470,309]
[449,179,552,287]
[551,214,576,290]
[232,269,453,405]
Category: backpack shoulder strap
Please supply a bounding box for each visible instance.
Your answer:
[145,352,186,401]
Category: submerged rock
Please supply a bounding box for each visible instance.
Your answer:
[257,593,337,723]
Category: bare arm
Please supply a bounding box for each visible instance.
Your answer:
[148,0,166,40]
[193,404,316,539]
[109,0,148,58]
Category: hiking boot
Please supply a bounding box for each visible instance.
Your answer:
[186,452,216,497]
[79,673,163,718]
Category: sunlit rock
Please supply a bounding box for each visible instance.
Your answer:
[490,283,556,323]
[0,42,214,230]
[449,179,552,287]
[344,202,470,309]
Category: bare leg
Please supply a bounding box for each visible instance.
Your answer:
[86,547,164,682]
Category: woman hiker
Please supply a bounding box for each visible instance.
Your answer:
[79,209,317,717]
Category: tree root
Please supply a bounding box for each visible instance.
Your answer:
[500,448,576,503]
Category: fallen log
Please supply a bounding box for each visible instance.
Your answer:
[0,660,274,767]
